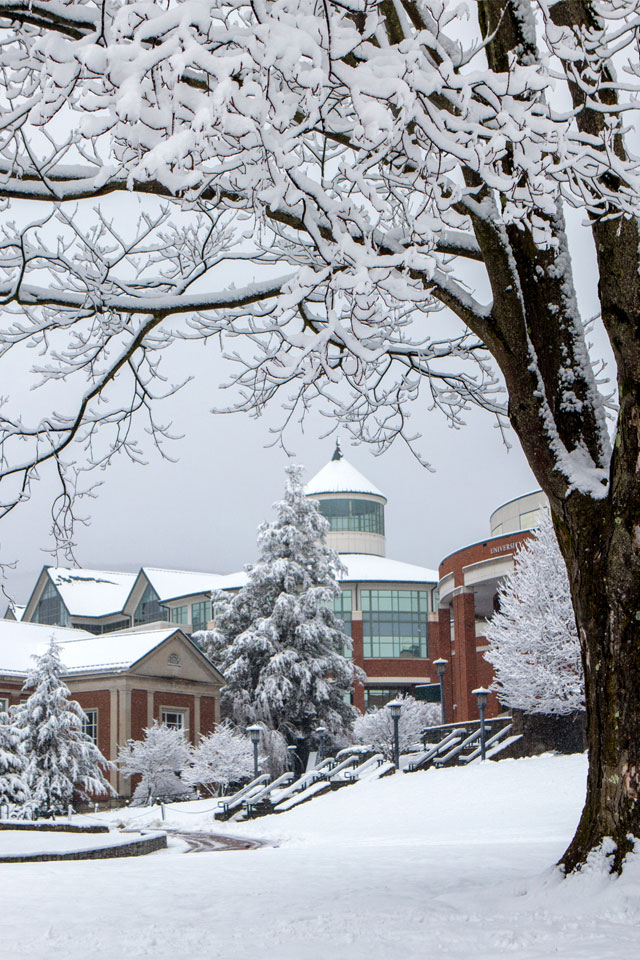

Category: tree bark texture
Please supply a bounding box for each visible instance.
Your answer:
[471,0,640,873]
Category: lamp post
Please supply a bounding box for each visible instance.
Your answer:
[433,658,448,725]
[246,724,262,779]
[387,699,403,770]
[472,688,490,761]
[315,725,327,765]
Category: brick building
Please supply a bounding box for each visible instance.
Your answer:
[0,620,224,796]
[4,454,550,726]
[435,491,549,723]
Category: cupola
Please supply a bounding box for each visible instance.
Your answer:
[305,442,387,557]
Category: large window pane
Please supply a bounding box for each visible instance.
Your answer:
[361,590,429,658]
[33,580,70,626]
[191,601,210,632]
[318,498,385,534]
[134,582,167,625]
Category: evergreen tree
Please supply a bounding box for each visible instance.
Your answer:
[484,511,584,716]
[201,465,361,754]
[15,638,113,816]
[0,708,29,814]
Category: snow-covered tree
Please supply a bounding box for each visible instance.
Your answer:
[201,466,361,757]
[117,721,193,804]
[15,639,113,816]
[485,513,584,716]
[183,722,256,796]
[2,0,640,871]
[353,697,441,762]
[0,709,29,815]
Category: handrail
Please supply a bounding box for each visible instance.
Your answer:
[459,724,514,764]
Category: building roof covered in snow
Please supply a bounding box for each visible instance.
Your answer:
[28,567,138,619]
[134,567,249,603]
[339,554,438,584]
[0,620,221,678]
[305,446,386,500]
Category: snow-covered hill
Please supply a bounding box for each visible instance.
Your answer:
[2,754,639,960]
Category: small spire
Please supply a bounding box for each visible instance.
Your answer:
[332,439,343,461]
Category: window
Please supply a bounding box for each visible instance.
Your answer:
[161,710,186,732]
[74,620,130,635]
[191,601,210,632]
[171,605,189,625]
[134,582,167,625]
[361,590,429,658]
[364,687,412,710]
[33,579,70,626]
[318,498,385,535]
[82,710,98,744]
[0,697,9,714]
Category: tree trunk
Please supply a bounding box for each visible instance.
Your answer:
[553,417,640,873]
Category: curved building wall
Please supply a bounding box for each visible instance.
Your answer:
[437,523,536,723]
[315,492,386,556]
[489,490,549,537]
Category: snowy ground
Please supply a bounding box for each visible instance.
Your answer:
[1,754,639,959]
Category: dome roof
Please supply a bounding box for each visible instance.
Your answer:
[305,446,386,500]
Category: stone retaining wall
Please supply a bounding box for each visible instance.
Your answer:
[0,820,109,834]
[0,830,167,863]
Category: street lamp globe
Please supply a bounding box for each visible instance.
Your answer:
[387,699,403,721]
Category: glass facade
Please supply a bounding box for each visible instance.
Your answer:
[134,582,167,626]
[75,620,130,635]
[171,605,189,625]
[191,601,210,632]
[318,498,385,534]
[361,589,429,658]
[33,580,70,626]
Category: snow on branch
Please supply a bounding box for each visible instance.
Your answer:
[0,0,632,540]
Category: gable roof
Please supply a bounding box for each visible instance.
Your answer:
[305,456,386,500]
[0,620,224,682]
[34,567,138,619]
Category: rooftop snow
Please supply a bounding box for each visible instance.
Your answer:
[142,567,247,602]
[339,554,438,584]
[48,568,137,618]
[305,457,386,499]
[0,620,185,676]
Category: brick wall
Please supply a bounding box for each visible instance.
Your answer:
[74,689,111,762]
[438,531,533,723]
[200,696,216,737]
[440,530,532,585]
[130,689,148,741]
[0,679,24,709]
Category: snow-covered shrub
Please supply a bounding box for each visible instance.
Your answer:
[484,510,584,715]
[14,638,114,816]
[352,696,441,761]
[117,721,193,804]
[183,722,256,795]
[200,465,363,766]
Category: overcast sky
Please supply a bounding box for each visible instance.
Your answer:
[0,208,612,606]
